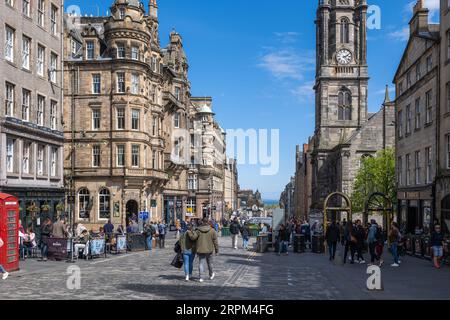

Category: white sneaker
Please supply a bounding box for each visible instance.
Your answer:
[185,275,189,281]
[360,260,366,264]
[2,272,9,280]
[209,273,215,280]
[398,260,402,264]
[391,263,399,267]
[199,278,204,283]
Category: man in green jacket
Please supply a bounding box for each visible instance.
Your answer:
[188,218,219,282]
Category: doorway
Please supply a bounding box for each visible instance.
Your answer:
[126,200,139,226]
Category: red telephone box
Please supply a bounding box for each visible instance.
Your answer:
[0,193,20,272]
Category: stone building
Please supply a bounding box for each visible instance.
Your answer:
[223,158,238,216]
[161,31,191,226]
[293,141,313,221]
[280,177,295,220]
[394,0,440,234]
[189,98,226,221]
[63,0,168,228]
[432,0,450,233]
[0,0,65,227]
[310,0,395,216]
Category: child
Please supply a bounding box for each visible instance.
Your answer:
[0,237,9,280]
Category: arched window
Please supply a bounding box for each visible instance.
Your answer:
[338,89,352,120]
[340,18,350,44]
[78,188,90,219]
[99,188,111,219]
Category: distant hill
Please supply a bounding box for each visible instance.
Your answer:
[263,199,279,207]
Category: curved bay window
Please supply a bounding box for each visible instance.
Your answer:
[340,18,350,44]
[78,188,90,219]
[338,90,352,120]
[99,188,111,220]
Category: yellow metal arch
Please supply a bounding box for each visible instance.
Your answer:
[323,192,353,234]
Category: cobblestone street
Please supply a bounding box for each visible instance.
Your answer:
[1,234,449,300]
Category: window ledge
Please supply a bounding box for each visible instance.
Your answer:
[36,175,48,180]
[21,174,35,179]
[443,112,450,118]
[424,122,433,128]
[6,173,20,178]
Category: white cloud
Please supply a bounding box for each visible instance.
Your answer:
[291,82,315,102]
[274,32,300,44]
[405,0,440,22]
[258,49,315,80]
[388,26,410,41]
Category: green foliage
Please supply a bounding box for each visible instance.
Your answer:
[351,148,396,213]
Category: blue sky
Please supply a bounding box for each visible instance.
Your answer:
[66,0,441,200]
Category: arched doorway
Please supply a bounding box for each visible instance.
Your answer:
[364,192,393,234]
[126,200,139,226]
[323,192,352,230]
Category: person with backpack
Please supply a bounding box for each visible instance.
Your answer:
[240,222,251,250]
[230,218,241,250]
[0,237,9,280]
[158,221,167,249]
[367,220,380,265]
[188,218,219,282]
[144,223,156,253]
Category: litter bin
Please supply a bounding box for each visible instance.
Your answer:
[312,235,325,254]
[293,235,306,253]
[221,227,230,237]
[256,235,268,253]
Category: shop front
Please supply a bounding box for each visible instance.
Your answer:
[164,196,184,227]
[0,187,65,234]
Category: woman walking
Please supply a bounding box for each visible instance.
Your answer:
[181,224,197,281]
[343,222,356,264]
[240,222,251,250]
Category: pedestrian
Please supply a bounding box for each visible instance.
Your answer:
[240,222,251,250]
[230,218,240,250]
[0,237,9,280]
[117,224,125,235]
[103,219,114,242]
[181,224,197,281]
[277,224,290,256]
[158,221,167,248]
[325,221,340,261]
[430,225,445,269]
[144,223,156,252]
[52,216,68,239]
[367,220,379,265]
[354,220,366,264]
[375,225,384,267]
[188,218,219,283]
[343,222,356,264]
[39,218,52,262]
[388,222,401,267]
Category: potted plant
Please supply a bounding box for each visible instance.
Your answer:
[56,202,65,214]
[27,202,40,219]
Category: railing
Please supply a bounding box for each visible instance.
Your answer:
[335,66,354,74]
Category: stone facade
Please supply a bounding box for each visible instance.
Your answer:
[394,0,441,234]
[293,141,313,221]
[310,0,395,214]
[433,0,450,233]
[223,158,238,215]
[0,0,65,227]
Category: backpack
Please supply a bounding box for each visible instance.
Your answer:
[174,240,181,253]
[375,227,382,241]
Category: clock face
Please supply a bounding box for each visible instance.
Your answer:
[337,49,352,65]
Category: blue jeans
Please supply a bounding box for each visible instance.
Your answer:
[391,242,399,264]
[183,250,195,276]
[243,237,249,249]
[278,241,288,254]
[146,236,153,251]
[40,242,48,258]
[0,265,6,273]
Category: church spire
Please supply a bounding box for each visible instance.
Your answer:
[384,85,390,104]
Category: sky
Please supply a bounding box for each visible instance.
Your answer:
[65,0,441,200]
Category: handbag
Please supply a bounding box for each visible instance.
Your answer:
[351,235,358,243]
[171,252,184,269]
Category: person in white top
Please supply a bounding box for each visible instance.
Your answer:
[0,237,9,280]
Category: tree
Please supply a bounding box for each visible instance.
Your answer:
[351,148,396,213]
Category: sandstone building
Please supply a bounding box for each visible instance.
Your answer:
[0,0,65,227]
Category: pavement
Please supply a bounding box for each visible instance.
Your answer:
[0,233,449,300]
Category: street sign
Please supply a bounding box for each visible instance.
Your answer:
[139,211,149,221]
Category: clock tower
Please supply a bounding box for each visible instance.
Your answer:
[311,0,369,208]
